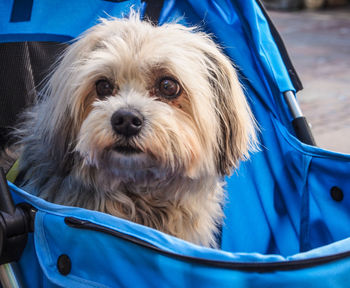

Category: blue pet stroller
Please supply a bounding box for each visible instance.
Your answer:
[1,1,350,287]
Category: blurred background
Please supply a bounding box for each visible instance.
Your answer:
[262,0,350,153]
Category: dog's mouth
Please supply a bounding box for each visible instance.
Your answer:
[112,145,142,155]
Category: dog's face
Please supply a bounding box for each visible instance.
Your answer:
[38,15,256,186]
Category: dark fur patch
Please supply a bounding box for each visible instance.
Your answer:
[205,52,240,175]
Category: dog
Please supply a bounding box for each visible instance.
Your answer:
[13,14,257,247]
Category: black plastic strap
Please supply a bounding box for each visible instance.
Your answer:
[143,0,164,25]
[292,117,316,146]
[10,0,34,22]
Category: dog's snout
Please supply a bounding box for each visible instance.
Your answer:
[111,109,143,137]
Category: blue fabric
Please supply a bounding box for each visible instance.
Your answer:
[1,0,350,287]
[221,82,350,256]
[0,0,142,42]
[9,183,350,287]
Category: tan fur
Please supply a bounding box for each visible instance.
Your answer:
[16,14,258,247]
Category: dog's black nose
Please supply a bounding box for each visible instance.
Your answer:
[111,109,143,137]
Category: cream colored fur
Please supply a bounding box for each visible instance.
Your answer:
[16,14,258,247]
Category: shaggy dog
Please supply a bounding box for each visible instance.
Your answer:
[14,14,257,247]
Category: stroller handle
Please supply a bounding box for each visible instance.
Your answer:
[284,91,316,146]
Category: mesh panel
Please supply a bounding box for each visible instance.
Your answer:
[0,42,67,147]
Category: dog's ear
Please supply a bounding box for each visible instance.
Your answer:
[204,50,258,176]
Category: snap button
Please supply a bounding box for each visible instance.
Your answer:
[330,186,344,202]
[57,254,71,275]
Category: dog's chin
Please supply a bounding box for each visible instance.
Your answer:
[112,144,143,155]
[92,146,169,185]
[106,145,150,169]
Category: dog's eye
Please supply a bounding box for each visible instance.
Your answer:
[158,78,182,99]
[96,79,114,98]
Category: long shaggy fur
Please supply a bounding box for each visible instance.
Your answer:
[15,14,258,247]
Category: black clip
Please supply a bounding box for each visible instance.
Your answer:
[0,168,36,264]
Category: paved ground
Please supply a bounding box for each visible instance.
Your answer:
[268,6,350,153]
